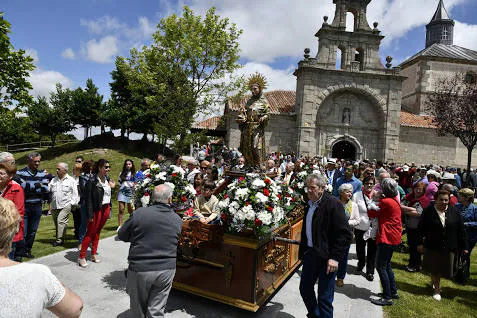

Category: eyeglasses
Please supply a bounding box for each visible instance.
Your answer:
[365,183,374,186]
[75,160,82,163]
[104,166,111,169]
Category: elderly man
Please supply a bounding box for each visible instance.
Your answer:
[118,184,182,318]
[49,162,78,246]
[233,156,246,171]
[16,152,50,258]
[282,162,295,186]
[299,174,353,318]
[135,158,151,182]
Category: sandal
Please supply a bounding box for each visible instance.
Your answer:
[91,255,101,263]
[78,258,88,267]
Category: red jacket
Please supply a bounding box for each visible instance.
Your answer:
[368,197,402,245]
[2,180,25,242]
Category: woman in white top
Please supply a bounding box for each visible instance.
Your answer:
[352,175,378,281]
[78,159,115,267]
[336,182,360,287]
[117,159,136,229]
[0,197,83,317]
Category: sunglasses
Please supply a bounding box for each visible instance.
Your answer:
[75,160,83,163]
[104,166,111,169]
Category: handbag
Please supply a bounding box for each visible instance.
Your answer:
[453,254,470,285]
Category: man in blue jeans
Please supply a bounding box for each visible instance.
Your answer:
[16,152,51,258]
[299,174,353,318]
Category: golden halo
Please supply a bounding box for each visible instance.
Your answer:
[247,72,268,91]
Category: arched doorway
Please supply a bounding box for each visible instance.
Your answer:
[332,141,356,160]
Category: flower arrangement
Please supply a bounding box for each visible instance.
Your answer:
[216,173,286,237]
[134,164,196,211]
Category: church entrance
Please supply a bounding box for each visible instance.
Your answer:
[332,141,356,160]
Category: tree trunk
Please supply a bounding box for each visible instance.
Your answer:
[50,134,57,147]
[84,126,89,139]
[466,146,473,187]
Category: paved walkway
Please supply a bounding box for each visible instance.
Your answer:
[35,237,383,318]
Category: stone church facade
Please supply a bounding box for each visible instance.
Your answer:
[215,0,477,166]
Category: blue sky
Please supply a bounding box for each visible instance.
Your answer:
[3,0,477,108]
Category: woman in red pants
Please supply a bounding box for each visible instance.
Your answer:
[78,159,115,267]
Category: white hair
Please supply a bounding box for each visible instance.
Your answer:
[151,184,173,204]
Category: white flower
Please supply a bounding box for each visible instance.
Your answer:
[217,197,230,210]
[297,182,305,189]
[164,182,175,191]
[150,164,160,169]
[141,178,152,187]
[255,192,269,204]
[171,165,185,177]
[185,184,196,196]
[325,184,333,193]
[235,188,249,201]
[251,178,266,189]
[229,201,240,213]
[241,205,255,221]
[257,211,273,225]
[141,195,150,206]
[272,206,284,223]
[155,171,167,181]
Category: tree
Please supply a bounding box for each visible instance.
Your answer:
[148,5,243,115]
[0,12,35,109]
[27,84,73,146]
[71,79,105,139]
[425,72,477,183]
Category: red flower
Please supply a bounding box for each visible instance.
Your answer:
[146,174,151,178]
[221,213,227,221]
[267,206,273,212]
[224,194,228,199]
[263,188,270,196]
[181,196,187,202]
[239,177,245,182]
[255,218,262,226]
[291,197,295,202]
[278,194,282,200]
[172,173,178,177]
[264,178,271,185]
[245,201,250,206]
[144,192,149,196]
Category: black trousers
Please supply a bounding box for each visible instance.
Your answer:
[354,228,377,275]
[407,227,422,268]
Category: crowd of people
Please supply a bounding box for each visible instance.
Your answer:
[0,147,476,317]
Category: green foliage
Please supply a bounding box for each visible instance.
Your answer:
[0,12,35,109]
[153,6,243,115]
[0,111,38,144]
[27,84,74,146]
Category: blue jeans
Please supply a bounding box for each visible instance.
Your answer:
[337,245,350,280]
[299,248,336,318]
[376,243,398,299]
[23,203,43,253]
[8,241,19,260]
[78,202,88,244]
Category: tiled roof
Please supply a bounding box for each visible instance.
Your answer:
[400,111,437,129]
[400,44,477,66]
[228,90,296,115]
[192,116,224,130]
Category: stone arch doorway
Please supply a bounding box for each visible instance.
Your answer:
[332,140,357,160]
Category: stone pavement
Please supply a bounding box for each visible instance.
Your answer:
[36,236,383,318]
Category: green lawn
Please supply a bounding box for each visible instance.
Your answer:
[384,243,477,318]
[16,145,142,259]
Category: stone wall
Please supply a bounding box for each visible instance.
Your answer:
[225,111,297,154]
[401,59,477,114]
[294,62,403,160]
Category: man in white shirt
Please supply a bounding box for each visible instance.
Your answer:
[49,162,78,246]
[282,162,295,186]
[186,159,201,184]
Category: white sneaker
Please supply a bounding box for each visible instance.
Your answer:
[432,293,441,301]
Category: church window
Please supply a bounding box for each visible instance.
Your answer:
[442,27,448,40]
[346,12,355,32]
[336,46,346,70]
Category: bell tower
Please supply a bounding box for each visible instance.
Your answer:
[315,0,385,73]
[426,0,454,47]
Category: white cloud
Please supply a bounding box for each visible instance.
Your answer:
[80,16,123,34]
[25,48,39,65]
[237,62,296,91]
[61,48,76,59]
[81,36,118,63]
[454,21,477,51]
[29,70,73,98]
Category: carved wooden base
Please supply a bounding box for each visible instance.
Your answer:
[174,217,303,312]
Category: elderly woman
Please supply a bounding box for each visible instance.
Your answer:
[455,188,477,279]
[0,197,83,317]
[336,183,360,287]
[352,176,377,281]
[0,162,24,261]
[368,178,402,306]
[401,181,430,272]
[418,189,468,301]
[424,170,440,202]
